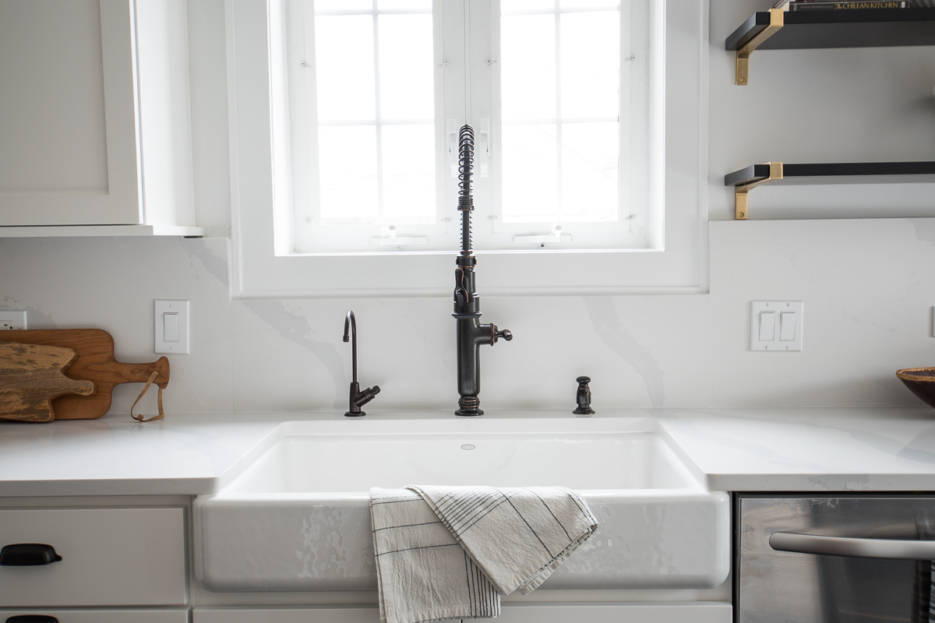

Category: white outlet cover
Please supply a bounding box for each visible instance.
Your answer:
[751,301,803,352]
[155,300,190,354]
[0,311,27,330]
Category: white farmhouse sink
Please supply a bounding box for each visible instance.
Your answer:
[194,416,729,592]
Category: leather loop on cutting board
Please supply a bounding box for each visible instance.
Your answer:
[130,371,165,423]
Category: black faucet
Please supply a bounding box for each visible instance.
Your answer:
[342,311,380,417]
[452,125,512,416]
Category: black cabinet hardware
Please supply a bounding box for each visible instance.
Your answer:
[0,544,62,566]
[6,616,60,623]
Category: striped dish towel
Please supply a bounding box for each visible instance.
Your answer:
[370,486,598,623]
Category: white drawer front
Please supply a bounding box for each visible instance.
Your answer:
[0,508,187,607]
[0,610,189,623]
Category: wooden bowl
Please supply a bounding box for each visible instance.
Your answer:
[896,368,935,408]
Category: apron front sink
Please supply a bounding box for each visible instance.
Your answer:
[193,416,729,592]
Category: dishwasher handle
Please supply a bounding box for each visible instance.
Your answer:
[770,531,935,560]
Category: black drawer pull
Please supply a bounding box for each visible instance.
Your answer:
[0,544,62,566]
[6,617,60,623]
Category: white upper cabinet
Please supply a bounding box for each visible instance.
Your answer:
[0,0,203,236]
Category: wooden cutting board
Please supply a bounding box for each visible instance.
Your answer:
[0,330,169,420]
[0,343,96,423]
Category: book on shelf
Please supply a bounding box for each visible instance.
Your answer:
[788,0,907,9]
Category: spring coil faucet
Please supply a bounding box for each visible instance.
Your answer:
[452,125,511,416]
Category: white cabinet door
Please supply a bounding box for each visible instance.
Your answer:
[0,610,189,623]
[0,0,199,235]
[0,0,141,226]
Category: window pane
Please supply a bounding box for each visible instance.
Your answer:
[500,14,555,121]
[315,0,371,12]
[378,14,434,121]
[499,1,621,226]
[314,15,375,122]
[318,126,379,223]
[501,124,558,221]
[560,0,619,8]
[378,0,432,9]
[382,124,436,223]
[310,2,437,230]
[561,11,619,118]
[502,0,555,12]
[561,123,618,221]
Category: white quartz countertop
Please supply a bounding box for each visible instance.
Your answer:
[2,408,935,496]
[657,408,935,492]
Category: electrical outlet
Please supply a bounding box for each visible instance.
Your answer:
[0,311,27,330]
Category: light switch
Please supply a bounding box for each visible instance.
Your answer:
[164,313,179,342]
[155,300,190,354]
[751,301,803,351]
[758,312,776,341]
[779,312,796,341]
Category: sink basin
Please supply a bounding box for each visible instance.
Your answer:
[229,432,693,493]
[194,416,729,592]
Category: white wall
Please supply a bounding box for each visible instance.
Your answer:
[1,0,934,416]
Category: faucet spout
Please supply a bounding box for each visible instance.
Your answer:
[343,311,357,383]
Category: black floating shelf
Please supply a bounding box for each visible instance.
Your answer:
[727,8,935,51]
[725,161,935,186]
[724,161,935,219]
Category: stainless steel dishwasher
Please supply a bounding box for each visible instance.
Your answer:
[736,495,935,623]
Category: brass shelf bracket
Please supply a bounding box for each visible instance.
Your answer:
[736,8,784,85]
[735,162,783,220]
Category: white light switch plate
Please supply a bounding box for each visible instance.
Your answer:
[155,300,190,354]
[0,311,27,330]
[751,301,803,351]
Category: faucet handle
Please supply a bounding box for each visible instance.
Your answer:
[495,329,512,342]
[355,385,381,407]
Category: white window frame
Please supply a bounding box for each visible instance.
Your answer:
[226,0,708,298]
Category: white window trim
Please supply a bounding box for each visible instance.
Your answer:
[226,0,708,298]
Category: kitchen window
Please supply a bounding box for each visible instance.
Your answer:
[286,0,648,253]
[227,0,706,297]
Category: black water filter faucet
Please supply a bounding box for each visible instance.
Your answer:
[343,311,380,417]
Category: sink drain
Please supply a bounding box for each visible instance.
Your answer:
[461,444,475,451]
